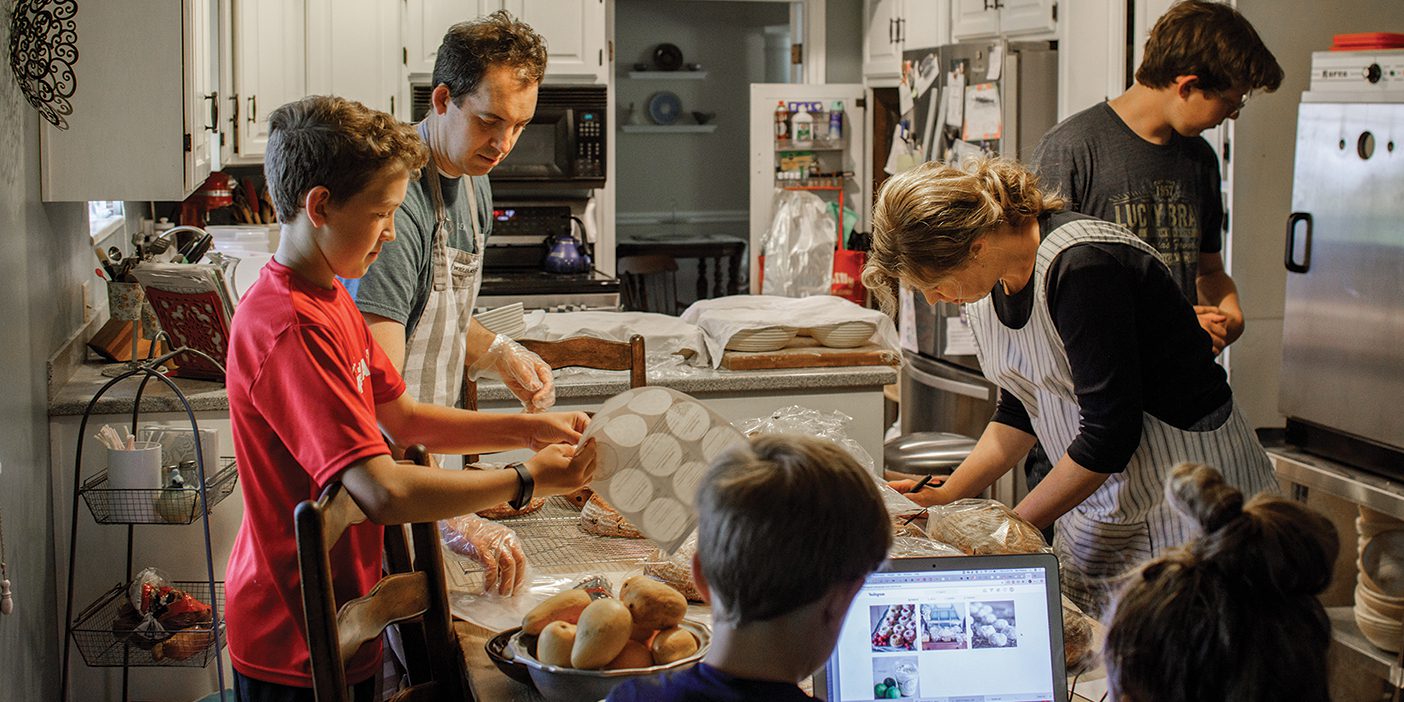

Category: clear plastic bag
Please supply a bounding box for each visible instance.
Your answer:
[760,189,836,298]
[738,405,875,473]
[924,498,1051,555]
[642,531,704,602]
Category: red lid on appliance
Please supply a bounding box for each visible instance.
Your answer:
[1331,32,1404,51]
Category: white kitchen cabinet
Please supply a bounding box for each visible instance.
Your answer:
[405,0,497,78]
[952,0,1056,41]
[504,0,607,82]
[232,0,306,160]
[40,0,217,201]
[306,0,400,115]
[407,0,607,83]
[863,0,950,85]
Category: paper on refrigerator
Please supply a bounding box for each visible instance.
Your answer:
[582,387,747,554]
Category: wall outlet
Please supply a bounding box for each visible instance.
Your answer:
[81,281,93,323]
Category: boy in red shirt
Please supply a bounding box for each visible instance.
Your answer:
[224,95,596,701]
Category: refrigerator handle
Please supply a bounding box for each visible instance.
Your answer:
[1284,212,1313,274]
[906,363,993,401]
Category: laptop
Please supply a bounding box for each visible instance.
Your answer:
[816,553,1068,702]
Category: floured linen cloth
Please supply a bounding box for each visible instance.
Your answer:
[520,311,710,365]
[681,294,900,368]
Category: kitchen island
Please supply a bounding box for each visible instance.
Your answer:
[46,360,894,702]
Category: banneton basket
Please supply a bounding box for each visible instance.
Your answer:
[509,618,710,702]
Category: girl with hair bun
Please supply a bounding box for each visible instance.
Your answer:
[867,157,1278,614]
[1104,462,1337,702]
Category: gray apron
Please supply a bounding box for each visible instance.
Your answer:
[402,157,484,468]
[962,218,1277,615]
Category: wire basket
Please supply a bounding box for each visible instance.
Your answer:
[79,457,238,525]
[70,581,226,668]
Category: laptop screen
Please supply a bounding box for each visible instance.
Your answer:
[820,553,1067,702]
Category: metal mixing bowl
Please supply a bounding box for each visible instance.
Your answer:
[508,619,711,702]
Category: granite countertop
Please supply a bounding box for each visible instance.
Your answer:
[50,361,898,417]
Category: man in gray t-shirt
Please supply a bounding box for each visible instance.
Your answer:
[350,11,555,414]
[1031,0,1282,355]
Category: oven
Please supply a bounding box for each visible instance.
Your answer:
[478,201,619,311]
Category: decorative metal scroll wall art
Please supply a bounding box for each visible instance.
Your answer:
[8,0,78,129]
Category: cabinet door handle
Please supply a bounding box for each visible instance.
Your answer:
[204,92,218,132]
[390,95,395,114]
[247,95,257,125]
[897,17,905,44]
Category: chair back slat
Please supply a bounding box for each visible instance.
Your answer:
[335,572,430,667]
[296,444,471,702]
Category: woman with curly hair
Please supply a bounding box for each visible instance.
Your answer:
[865,157,1277,614]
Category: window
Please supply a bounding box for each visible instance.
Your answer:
[88,200,125,242]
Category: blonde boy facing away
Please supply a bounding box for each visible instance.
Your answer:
[223,95,596,702]
[608,434,892,701]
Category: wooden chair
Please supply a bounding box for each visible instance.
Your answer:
[617,254,681,314]
[296,445,468,702]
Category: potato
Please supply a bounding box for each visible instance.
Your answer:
[650,626,699,665]
[605,639,655,670]
[620,575,687,630]
[571,598,633,669]
[629,622,657,643]
[537,621,577,668]
[522,589,592,636]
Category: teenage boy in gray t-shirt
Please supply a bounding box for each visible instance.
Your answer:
[1032,0,1283,355]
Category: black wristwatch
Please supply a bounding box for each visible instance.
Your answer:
[507,462,534,510]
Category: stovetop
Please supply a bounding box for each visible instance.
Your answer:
[479,268,619,295]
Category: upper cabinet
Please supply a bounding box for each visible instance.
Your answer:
[405,0,497,77]
[231,0,401,162]
[41,0,218,201]
[863,0,950,85]
[307,0,401,116]
[407,0,607,83]
[504,0,607,83]
[951,0,1057,41]
[232,0,306,161]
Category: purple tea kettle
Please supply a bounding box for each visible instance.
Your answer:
[543,218,593,274]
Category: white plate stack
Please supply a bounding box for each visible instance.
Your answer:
[1355,506,1404,651]
[475,303,527,339]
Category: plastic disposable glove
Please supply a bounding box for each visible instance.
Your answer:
[468,334,556,412]
[439,514,528,596]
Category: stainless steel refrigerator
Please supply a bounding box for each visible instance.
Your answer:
[894,40,1058,500]
[1282,54,1404,475]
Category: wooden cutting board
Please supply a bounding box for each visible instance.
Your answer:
[720,337,900,370]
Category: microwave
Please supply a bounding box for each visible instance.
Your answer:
[409,82,606,187]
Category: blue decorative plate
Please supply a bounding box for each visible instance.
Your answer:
[647,91,682,126]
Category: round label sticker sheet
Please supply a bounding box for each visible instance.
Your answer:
[581,387,747,554]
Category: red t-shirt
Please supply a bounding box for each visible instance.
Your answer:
[224,260,405,687]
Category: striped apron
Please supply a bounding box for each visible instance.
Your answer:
[402,161,484,467]
[962,219,1277,615]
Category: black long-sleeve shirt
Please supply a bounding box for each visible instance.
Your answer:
[988,213,1231,473]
